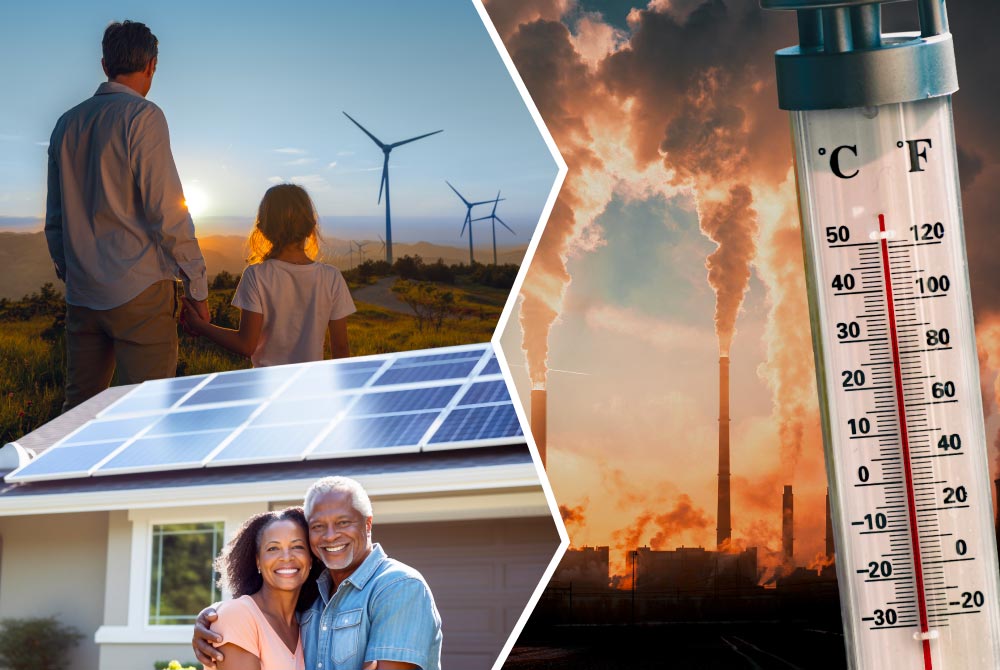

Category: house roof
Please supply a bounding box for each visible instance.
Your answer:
[0,348,547,520]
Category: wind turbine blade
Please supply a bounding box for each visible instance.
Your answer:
[471,216,491,222]
[389,129,443,149]
[343,112,386,149]
[446,180,471,207]
[377,157,388,204]
[460,213,469,237]
[497,217,515,235]
[491,190,501,216]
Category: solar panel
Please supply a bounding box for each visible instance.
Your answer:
[427,404,523,446]
[62,415,160,445]
[480,356,501,376]
[392,351,484,366]
[250,396,351,427]
[95,430,233,475]
[6,342,524,482]
[350,386,460,416]
[10,441,127,481]
[180,382,273,407]
[309,412,438,456]
[456,380,509,406]
[210,423,331,465]
[283,368,381,399]
[100,390,192,417]
[373,361,478,386]
[145,405,258,436]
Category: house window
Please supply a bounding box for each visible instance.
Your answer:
[149,522,224,626]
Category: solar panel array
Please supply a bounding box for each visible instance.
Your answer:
[8,343,522,483]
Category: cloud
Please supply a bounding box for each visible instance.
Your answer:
[584,303,709,350]
[284,158,316,166]
[274,147,307,155]
[336,150,355,156]
[289,175,330,191]
[266,176,284,184]
[570,12,627,68]
[327,161,338,169]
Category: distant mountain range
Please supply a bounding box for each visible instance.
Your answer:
[0,231,527,300]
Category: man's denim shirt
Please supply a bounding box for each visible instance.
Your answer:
[301,543,442,670]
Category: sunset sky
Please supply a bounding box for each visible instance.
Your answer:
[0,0,557,243]
[491,0,1000,579]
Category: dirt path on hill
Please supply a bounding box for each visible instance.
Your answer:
[350,276,412,314]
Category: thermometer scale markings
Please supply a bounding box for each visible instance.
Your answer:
[878,212,933,669]
[827,206,991,667]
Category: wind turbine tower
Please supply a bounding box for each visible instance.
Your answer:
[343,112,442,264]
[446,181,500,265]
[353,240,370,265]
[472,191,515,265]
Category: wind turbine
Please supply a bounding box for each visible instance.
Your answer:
[343,112,442,265]
[377,234,386,259]
[446,181,501,265]
[471,191,515,265]
[353,240,370,265]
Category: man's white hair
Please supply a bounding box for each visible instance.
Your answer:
[305,476,373,518]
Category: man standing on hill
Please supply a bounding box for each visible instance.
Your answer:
[46,20,209,411]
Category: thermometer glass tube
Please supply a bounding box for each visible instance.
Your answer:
[763,0,1000,668]
[795,94,1000,670]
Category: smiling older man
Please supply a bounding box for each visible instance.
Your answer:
[193,477,443,670]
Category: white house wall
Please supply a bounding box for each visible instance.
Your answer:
[0,512,109,670]
[102,511,131,627]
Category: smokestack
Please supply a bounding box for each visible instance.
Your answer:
[717,356,731,549]
[782,485,794,565]
[826,489,835,558]
[531,387,547,466]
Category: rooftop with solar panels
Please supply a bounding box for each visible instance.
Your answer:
[0,343,534,507]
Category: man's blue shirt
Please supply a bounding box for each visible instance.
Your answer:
[301,543,442,670]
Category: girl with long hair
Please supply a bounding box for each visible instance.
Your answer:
[182,184,355,366]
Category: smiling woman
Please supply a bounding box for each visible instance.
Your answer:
[211,508,321,670]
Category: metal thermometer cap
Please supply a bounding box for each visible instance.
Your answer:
[760,0,958,110]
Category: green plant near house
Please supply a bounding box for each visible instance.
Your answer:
[0,616,82,670]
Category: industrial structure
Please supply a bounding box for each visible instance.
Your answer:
[531,387,547,466]
[717,356,731,548]
[551,546,610,589]
[782,485,794,565]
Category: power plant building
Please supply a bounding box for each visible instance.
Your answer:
[552,546,610,589]
[633,545,758,594]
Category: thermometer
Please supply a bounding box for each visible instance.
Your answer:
[761,1,1000,668]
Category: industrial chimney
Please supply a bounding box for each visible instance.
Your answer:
[717,357,731,549]
[531,387,547,466]
[782,485,794,565]
[826,488,834,558]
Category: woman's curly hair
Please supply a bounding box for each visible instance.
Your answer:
[215,507,321,612]
[246,184,322,264]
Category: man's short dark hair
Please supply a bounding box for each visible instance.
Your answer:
[102,20,158,78]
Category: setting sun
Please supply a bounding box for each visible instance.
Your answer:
[182,183,209,217]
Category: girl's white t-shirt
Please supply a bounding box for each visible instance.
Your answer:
[231,259,356,368]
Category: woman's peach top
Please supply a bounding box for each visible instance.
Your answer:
[213,595,305,670]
